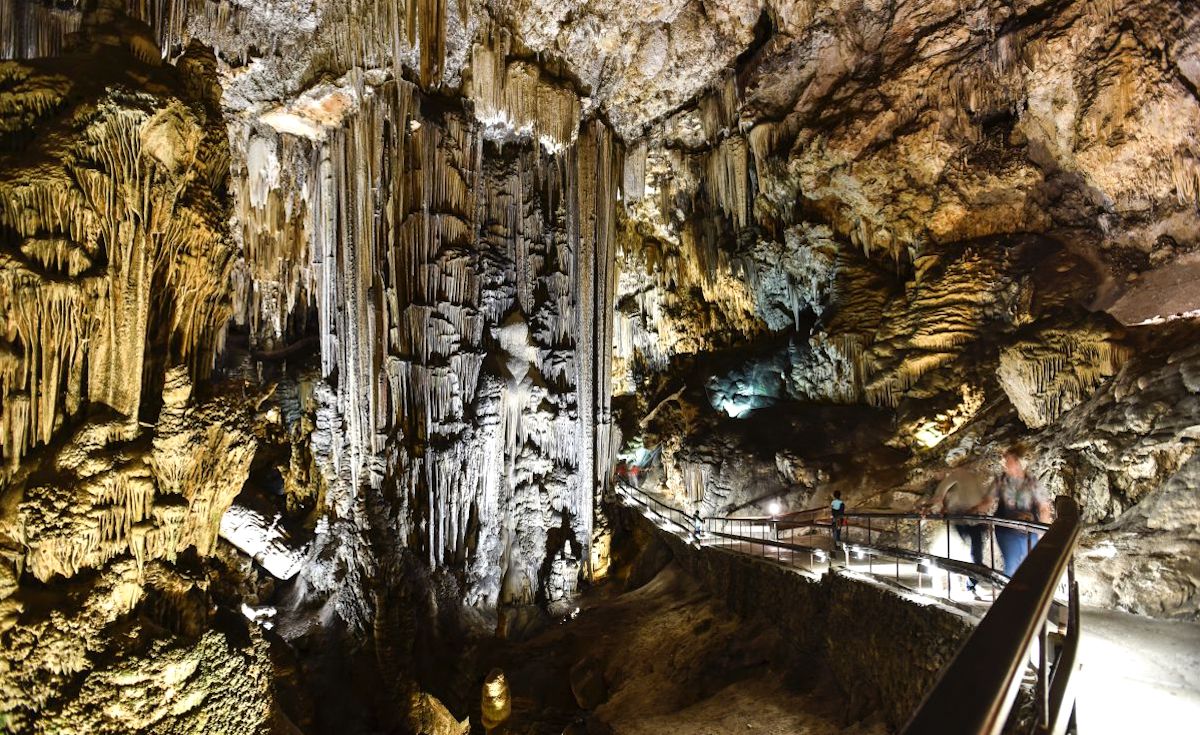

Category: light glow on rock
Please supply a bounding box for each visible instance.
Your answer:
[721,399,752,418]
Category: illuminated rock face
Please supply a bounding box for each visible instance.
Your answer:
[600,1,1200,617]
[226,88,621,632]
[0,0,1198,730]
[4,4,626,729]
[0,22,275,732]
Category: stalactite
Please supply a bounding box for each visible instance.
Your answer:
[467,30,580,151]
[703,135,750,231]
[698,70,738,141]
[1172,151,1200,208]
[122,0,189,56]
[0,59,232,467]
[313,0,448,89]
[623,141,646,203]
[0,0,83,60]
[857,249,1003,408]
[998,323,1132,428]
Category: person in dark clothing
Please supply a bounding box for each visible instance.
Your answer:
[926,467,996,598]
[830,490,846,547]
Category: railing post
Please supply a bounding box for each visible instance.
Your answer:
[866,516,873,574]
[901,496,1080,735]
[947,516,953,600]
[896,519,901,582]
[1037,619,1050,727]
[991,523,997,574]
[918,517,923,558]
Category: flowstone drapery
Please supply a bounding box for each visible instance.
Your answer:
[0,25,276,732]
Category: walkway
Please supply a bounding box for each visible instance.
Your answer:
[704,524,1004,610]
[613,483,1200,734]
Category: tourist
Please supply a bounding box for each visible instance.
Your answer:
[993,444,1053,577]
[928,466,996,599]
[830,490,846,547]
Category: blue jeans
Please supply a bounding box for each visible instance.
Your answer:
[995,527,1042,577]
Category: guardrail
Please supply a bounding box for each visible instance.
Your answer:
[704,507,1051,602]
[902,495,1081,735]
[614,483,1055,598]
[611,483,700,541]
[611,484,1082,734]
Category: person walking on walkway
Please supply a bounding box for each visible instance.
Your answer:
[993,444,1053,577]
[928,467,996,599]
[830,491,846,547]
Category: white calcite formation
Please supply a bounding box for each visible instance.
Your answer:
[231,83,621,623]
[218,502,306,579]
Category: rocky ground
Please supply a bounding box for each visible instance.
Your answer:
[476,563,886,735]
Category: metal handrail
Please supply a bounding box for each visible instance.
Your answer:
[732,505,828,523]
[707,509,1050,590]
[611,483,698,537]
[772,509,1049,534]
[845,510,1049,533]
[615,484,1052,590]
[614,483,1082,734]
[901,496,1082,735]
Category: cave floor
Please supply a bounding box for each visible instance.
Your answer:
[478,563,885,734]
[1075,608,1200,733]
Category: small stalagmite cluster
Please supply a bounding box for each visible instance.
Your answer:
[0,0,1197,732]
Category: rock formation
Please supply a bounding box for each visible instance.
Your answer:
[0,0,1196,731]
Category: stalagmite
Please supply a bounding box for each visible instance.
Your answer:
[481,668,511,734]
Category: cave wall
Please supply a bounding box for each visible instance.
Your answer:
[0,16,278,731]
[604,0,1200,618]
[0,0,648,728]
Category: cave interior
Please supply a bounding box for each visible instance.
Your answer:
[1,0,1199,733]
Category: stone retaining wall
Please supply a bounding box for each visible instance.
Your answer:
[614,504,974,730]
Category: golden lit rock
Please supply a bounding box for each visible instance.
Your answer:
[480,667,512,733]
